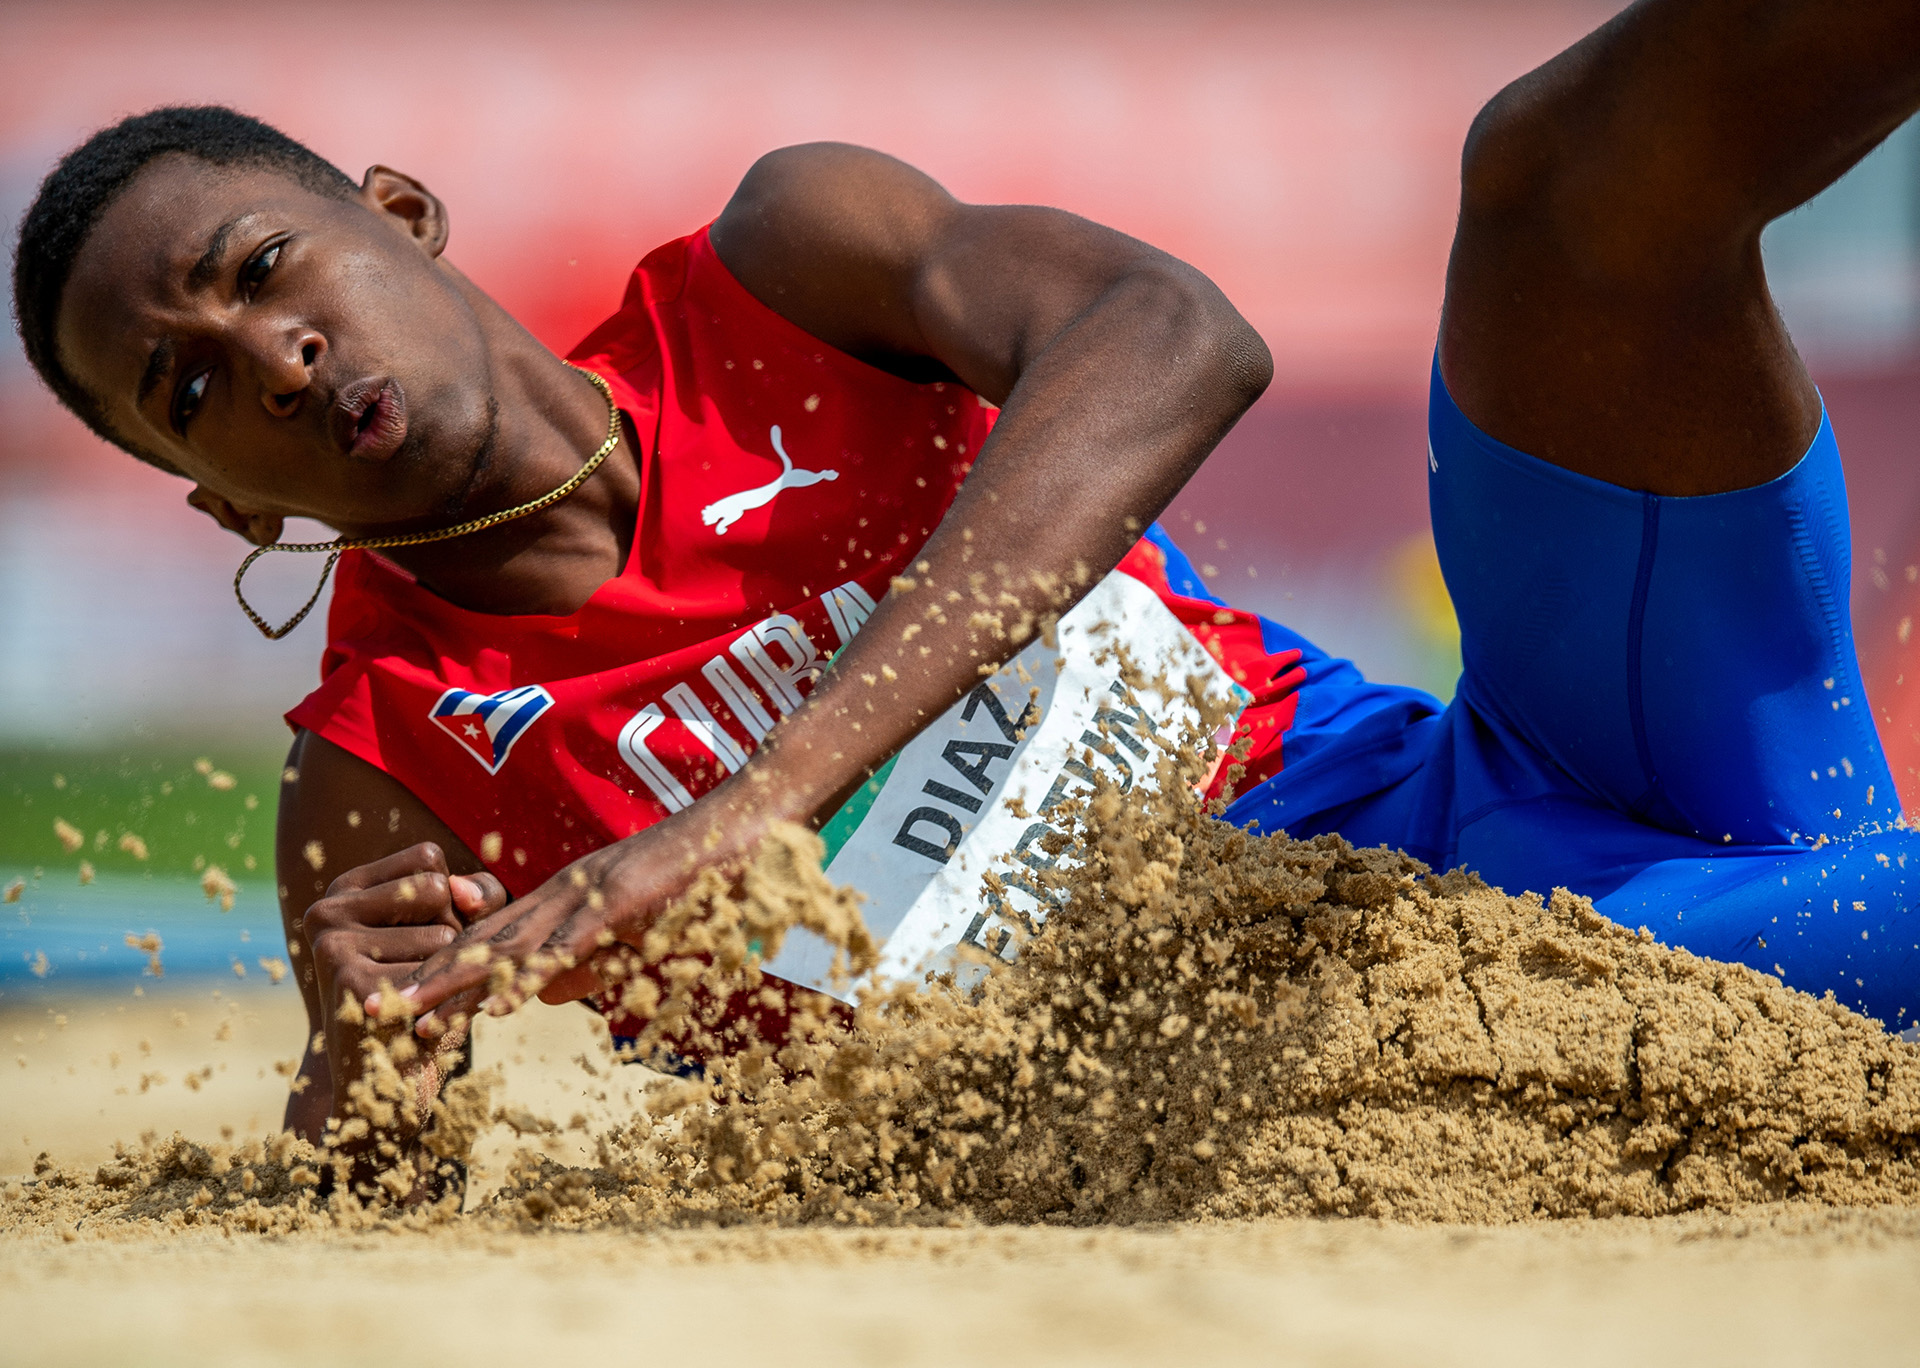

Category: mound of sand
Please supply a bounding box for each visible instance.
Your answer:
[585,766,1920,1227]
[7,707,1919,1238]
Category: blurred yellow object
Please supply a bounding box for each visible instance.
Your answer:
[1389,535,1457,646]
[1388,534,1461,698]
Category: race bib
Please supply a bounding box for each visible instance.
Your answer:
[763,570,1247,1002]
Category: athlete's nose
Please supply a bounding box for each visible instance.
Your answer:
[252,324,325,419]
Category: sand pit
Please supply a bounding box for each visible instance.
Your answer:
[5,736,1920,1364]
[5,978,1920,1365]
[2,1204,1917,1367]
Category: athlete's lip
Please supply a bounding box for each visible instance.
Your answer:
[332,376,408,460]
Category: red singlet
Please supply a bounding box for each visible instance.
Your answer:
[288,228,1303,1036]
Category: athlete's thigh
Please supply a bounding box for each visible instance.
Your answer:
[1438,26,1822,500]
[1430,361,1900,846]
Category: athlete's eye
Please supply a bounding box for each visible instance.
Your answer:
[173,370,211,432]
[241,241,282,297]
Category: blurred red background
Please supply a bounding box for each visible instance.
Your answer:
[7,0,1920,805]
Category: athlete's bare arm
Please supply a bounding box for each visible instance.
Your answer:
[274,730,500,1139]
[1441,0,1920,495]
[393,143,1272,1023]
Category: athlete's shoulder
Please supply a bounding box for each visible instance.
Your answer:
[714,142,953,246]
[709,144,960,376]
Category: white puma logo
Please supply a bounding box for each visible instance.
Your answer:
[701,425,840,536]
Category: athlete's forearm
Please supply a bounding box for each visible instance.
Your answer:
[275,730,488,1137]
[718,262,1269,829]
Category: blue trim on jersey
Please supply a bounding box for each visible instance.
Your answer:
[1144,523,1448,824]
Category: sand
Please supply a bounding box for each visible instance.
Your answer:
[443,732,1919,1229]
[6,990,1920,1365]
[4,1216,1920,1368]
[6,705,1920,1364]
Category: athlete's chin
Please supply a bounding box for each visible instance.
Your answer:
[431,393,503,523]
[366,386,497,525]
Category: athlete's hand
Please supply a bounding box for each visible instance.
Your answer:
[388,802,771,1036]
[305,843,506,1122]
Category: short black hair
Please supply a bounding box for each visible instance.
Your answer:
[11,105,357,474]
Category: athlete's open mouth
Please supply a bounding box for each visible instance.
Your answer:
[334,376,409,460]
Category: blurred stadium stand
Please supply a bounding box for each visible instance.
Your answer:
[6,1,1920,808]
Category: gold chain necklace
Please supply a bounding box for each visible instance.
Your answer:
[234,362,622,639]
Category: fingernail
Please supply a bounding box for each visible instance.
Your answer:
[399,983,419,1000]
[363,992,382,1014]
[480,996,506,1016]
[415,1010,439,1039]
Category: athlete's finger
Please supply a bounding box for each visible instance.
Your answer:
[323,842,449,898]
[492,893,612,1000]
[449,871,509,921]
[422,924,561,1026]
[305,872,462,935]
[398,951,493,1014]
[482,900,610,1011]
[421,984,491,1034]
[531,907,608,979]
[339,925,458,964]
[399,895,557,1017]
[398,898,525,987]
[536,962,602,1005]
[474,911,583,1012]
[325,927,457,999]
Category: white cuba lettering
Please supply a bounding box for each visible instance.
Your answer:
[614,609,830,813]
[616,705,695,813]
[823,580,878,648]
[702,656,775,742]
[663,682,748,773]
[730,613,822,715]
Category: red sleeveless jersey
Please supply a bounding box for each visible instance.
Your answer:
[287,227,1303,907]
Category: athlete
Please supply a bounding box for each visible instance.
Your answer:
[376,0,1920,1044]
[12,108,1284,1143]
[18,0,1920,1153]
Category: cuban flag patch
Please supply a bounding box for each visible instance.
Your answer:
[428,685,555,774]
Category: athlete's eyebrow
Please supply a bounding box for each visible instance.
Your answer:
[136,218,244,408]
[136,336,175,407]
[186,217,242,291]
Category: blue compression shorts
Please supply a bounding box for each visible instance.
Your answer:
[1198,357,1920,1029]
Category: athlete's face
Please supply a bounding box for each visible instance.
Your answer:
[56,155,497,545]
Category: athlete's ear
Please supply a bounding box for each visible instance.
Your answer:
[358,166,449,259]
[186,486,284,547]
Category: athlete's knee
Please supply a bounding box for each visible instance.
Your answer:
[1458,77,1562,227]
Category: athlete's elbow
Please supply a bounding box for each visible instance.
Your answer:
[1120,264,1271,416]
[1217,311,1273,413]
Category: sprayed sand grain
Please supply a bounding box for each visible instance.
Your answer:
[8,703,1915,1239]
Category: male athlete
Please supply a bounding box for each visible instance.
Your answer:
[13,108,1284,1141]
[15,0,1920,1150]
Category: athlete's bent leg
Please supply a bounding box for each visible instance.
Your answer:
[1441,0,1920,499]
[1599,828,1920,1030]
[1418,0,1920,1018]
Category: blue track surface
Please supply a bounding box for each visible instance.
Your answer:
[0,870,284,999]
